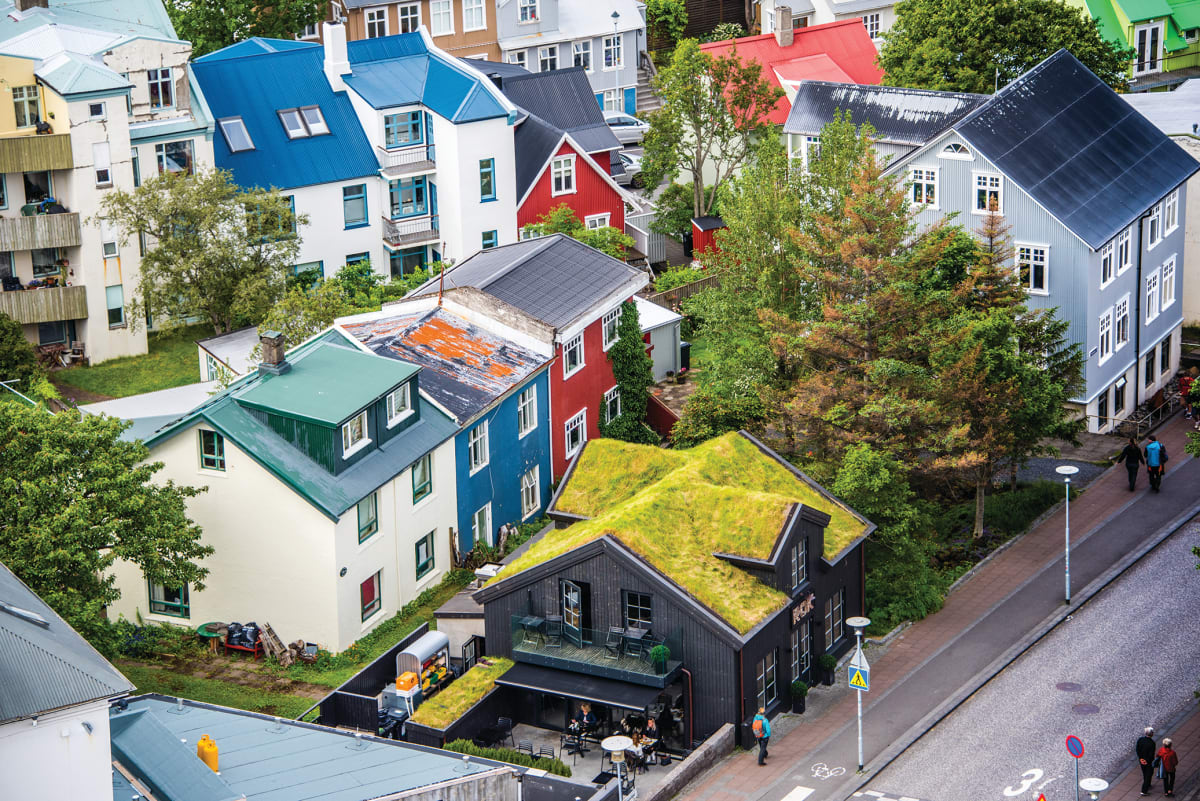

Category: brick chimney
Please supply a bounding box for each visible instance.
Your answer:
[14,0,49,11]
[775,6,794,47]
[259,330,291,376]
[322,22,351,91]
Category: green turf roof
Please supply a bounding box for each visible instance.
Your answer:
[237,340,418,425]
[495,433,870,634]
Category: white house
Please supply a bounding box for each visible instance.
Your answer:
[756,0,894,47]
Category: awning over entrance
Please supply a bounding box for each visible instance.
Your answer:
[496,663,662,711]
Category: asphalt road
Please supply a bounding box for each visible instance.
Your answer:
[861,519,1200,801]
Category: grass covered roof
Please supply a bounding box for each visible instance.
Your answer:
[494,432,869,634]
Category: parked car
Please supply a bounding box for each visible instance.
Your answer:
[615,150,643,187]
[604,110,650,145]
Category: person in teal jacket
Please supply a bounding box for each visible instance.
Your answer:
[752,707,771,765]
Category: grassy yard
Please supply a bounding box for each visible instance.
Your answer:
[55,323,210,398]
[119,663,316,718]
[685,330,710,369]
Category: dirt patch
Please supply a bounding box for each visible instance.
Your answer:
[126,657,331,700]
[52,379,112,404]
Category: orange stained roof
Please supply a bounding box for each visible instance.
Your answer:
[700,20,884,124]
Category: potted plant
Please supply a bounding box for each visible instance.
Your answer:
[817,654,837,687]
[649,644,671,673]
[790,680,809,714]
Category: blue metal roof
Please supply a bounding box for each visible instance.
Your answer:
[955,50,1200,249]
[192,44,379,191]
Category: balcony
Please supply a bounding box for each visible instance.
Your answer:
[0,284,87,324]
[383,215,439,248]
[0,133,74,173]
[510,616,683,689]
[377,145,436,178]
[0,212,82,251]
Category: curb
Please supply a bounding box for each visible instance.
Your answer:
[1099,698,1200,801]
[827,491,1200,801]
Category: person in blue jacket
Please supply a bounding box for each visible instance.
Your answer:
[1144,435,1168,492]
[752,707,771,765]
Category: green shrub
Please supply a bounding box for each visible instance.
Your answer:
[864,536,948,634]
[646,0,688,46]
[817,653,837,672]
[654,266,705,292]
[935,481,1066,541]
[701,22,747,42]
[444,740,572,777]
[790,680,808,698]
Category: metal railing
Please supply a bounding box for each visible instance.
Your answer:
[376,144,436,173]
[510,615,682,687]
[382,215,439,247]
[1083,393,1182,439]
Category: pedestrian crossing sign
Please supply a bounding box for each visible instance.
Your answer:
[848,665,869,691]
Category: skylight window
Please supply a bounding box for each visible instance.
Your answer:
[278,109,307,139]
[278,106,330,139]
[300,106,329,135]
[218,117,254,152]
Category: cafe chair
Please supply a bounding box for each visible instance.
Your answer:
[544,614,563,648]
[496,716,515,747]
[537,745,557,761]
[517,739,535,757]
[604,626,623,660]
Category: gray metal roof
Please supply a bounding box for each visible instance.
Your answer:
[783,80,988,146]
[1121,79,1200,136]
[461,57,531,81]
[514,112,566,199]
[498,68,618,147]
[954,49,1200,249]
[111,696,507,801]
[0,561,132,723]
[411,234,648,329]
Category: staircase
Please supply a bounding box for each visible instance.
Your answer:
[636,64,662,116]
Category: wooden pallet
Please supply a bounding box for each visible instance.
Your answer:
[260,622,292,667]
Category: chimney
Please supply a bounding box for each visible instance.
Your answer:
[14,0,49,11]
[775,6,793,47]
[323,22,351,90]
[259,330,291,376]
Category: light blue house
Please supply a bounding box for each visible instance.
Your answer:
[341,299,553,555]
[786,51,1200,432]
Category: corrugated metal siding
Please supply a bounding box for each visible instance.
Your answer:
[549,315,620,479]
[249,407,339,473]
[518,141,626,231]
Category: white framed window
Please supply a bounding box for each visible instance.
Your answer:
[430,0,453,35]
[564,409,587,457]
[1146,268,1160,323]
[365,6,389,37]
[861,12,880,39]
[468,421,489,473]
[603,385,620,423]
[764,9,775,33]
[1098,308,1112,364]
[1099,241,1114,288]
[910,167,937,207]
[279,106,327,138]
[219,117,254,152]
[517,385,537,438]
[939,142,972,159]
[603,35,622,70]
[12,85,39,128]
[386,383,412,426]
[471,503,492,544]
[1148,203,1162,248]
[756,649,778,709]
[563,333,584,377]
[1164,190,1179,234]
[824,587,845,649]
[1161,255,1176,309]
[973,172,1002,213]
[521,467,540,519]
[1135,22,1164,75]
[1016,244,1048,295]
[585,213,611,230]
[301,106,329,135]
[342,410,369,457]
[602,88,622,112]
[89,102,106,120]
[100,220,119,258]
[539,45,558,71]
[93,142,112,186]
[398,2,420,32]
[1117,227,1132,274]
[518,0,538,22]
[798,135,820,172]
[573,40,592,71]
[298,22,319,39]
[602,305,621,350]
[507,50,527,68]
[551,155,575,195]
[1115,294,1130,349]
[148,68,173,109]
[463,0,486,31]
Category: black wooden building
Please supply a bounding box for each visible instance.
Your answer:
[472,431,873,747]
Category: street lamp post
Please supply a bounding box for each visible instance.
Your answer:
[611,11,620,112]
[1056,465,1079,604]
[847,616,871,773]
[1079,777,1109,800]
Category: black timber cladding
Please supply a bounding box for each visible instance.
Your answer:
[954,49,1200,249]
[783,81,989,144]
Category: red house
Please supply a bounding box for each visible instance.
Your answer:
[409,234,650,478]
[517,129,633,234]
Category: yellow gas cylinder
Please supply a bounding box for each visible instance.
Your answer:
[196,734,219,773]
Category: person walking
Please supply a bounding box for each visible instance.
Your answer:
[1157,738,1179,797]
[1145,436,1168,492]
[1180,372,1195,419]
[1117,437,1145,491]
[1138,726,1158,795]
[752,707,771,766]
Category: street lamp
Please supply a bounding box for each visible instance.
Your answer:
[847,616,871,773]
[1056,465,1079,604]
[611,11,620,112]
[1079,777,1109,800]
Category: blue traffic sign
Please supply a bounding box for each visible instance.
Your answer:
[1066,735,1084,758]
[848,665,870,691]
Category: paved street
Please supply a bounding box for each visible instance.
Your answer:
[863,519,1200,801]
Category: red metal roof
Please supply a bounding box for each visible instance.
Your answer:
[700,20,883,124]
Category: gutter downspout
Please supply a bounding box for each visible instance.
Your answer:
[1134,209,1152,407]
[682,667,695,749]
[737,649,745,743]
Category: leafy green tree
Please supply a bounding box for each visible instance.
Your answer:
[0,405,212,645]
[96,169,306,335]
[650,182,719,238]
[646,0,688,47]
[521,204,635,259]
[167,0,328,58]
[701,22,747,43]
[0,312,53,402]
[600,300,659,444]
[642,39,783,217]
[878,0,1134,93]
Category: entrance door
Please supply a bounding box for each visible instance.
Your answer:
[1136,23,1163,74]
[561,580,582,647]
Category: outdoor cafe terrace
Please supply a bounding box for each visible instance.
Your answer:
[509,615,683,688]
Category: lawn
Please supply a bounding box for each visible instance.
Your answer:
[409,657,514,729]
[119,663,315,719]
[55,323,210,398]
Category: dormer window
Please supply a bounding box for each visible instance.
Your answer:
[278,106,329,139]
[342,410,370,457]
[219,117,255,152]
[386,383,412,426]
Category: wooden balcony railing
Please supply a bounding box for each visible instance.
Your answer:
[0,212,82,251]
[0,284,87,324]
[0,133,73,173]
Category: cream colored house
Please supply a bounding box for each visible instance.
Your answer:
[0,0,214,364]
[108,329,460,652]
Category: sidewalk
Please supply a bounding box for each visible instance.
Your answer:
[1103,701,1200,801]
[679,413,1198,801]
